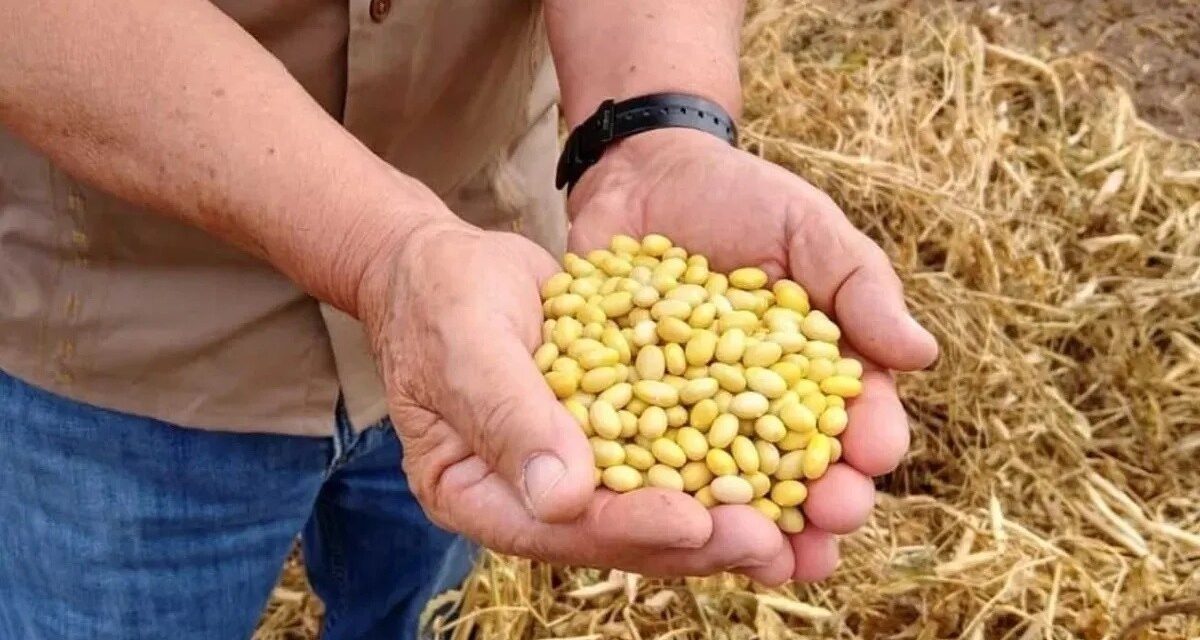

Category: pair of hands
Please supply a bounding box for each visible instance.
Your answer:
[358,129,938,586]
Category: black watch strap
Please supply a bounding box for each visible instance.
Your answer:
[555,93,738,192]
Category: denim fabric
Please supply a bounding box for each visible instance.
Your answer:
[0,369,476,640]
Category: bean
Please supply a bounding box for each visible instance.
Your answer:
[751,497,782,522]
[704,273,729,297]
[633,380,679,407]
[533,343,559,373]
[589,400,622,439]
[718,310,759,333]
[834,357,863,379]
[710,362,747,393]
[768,361,804,387]
[579,367,618,394]
[818,406,849,436]
[664,343,688,375]
[800,310,841,343]
[638,406,669,438]
[552,316,582,350]
[705,448,738,476]
[731,436,760,474]
[729,267,768,290]
[623,444,655,470]
[681,461,714,492]
[715,328,747,364]
[745,367,787,399]
[729,392,769,419]
[688,302,717,329]
[776,450,806,481]
[676,427,709,461]
[792,378,820,397]
[646,464,685,491]
[570,276,601,298]
[694,485,718,508]
[710,475,754,504]
[635,345,666,381]
[690,399,719,431]
[707,414,740,448]
[780,402,817,432]
[754,414,787,442]
[803,433,832,479]
[610,234,642,255]
[651,437,687,468]
[685,330,718,366]
[666,284,708,306]
[767,332,807,354]
[801,392,827,416]
[632,319,659,347]
[820,375,863,398]
[770,479,808,507]
[755,440,781,475]
[777,429,813,451]
[656,317,693,343]
[591,438,626,467]
[579,347,620,370]
[640,234,672,257]
[602,465,643,492]
[743,472,771,499]
[541,272,573,299]
[665,405,689,428]
[802,340,840,361]
[772,279,810,314]
[545,371,578,399]
[618,410,638,438]
[565,254,596,278]
[679,377,719,404]
[778,507,806,533]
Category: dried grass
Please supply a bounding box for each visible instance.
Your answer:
[261,1,1200,638]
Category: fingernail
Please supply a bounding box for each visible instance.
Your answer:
[522,453,567,517]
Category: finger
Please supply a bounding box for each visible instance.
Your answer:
[801,463,877,534]
[841,364,911,477]
[786,195,937,371]
[445,324,595,523]
[644,506,787,577]
[428,448,794,576]
[736,531,796,586]
[790,527,840,582]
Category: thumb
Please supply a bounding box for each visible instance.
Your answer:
[788,203,938,371]
[441,316,596,524]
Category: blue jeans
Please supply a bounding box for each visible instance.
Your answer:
[0,369,475,640]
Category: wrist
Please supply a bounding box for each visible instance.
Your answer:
[568,127,732,214]
[322,169,465,324]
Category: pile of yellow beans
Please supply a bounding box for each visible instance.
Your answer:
[536,234,863,533]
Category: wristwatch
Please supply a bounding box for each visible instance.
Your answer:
[555,93,738,192]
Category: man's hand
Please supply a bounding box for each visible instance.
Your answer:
[356,219,796,584]
[567,128,939,582]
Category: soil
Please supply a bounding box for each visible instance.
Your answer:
[956,0,1200,140]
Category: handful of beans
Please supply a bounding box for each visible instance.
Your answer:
[537,235,862,533]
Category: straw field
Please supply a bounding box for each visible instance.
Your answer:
[256,1,1200,638]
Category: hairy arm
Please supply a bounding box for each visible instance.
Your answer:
[545,0,745,127]
[0,0,453,316]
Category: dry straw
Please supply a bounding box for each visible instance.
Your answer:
[259,1,1200,638]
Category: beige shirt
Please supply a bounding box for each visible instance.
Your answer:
[0,0,567,436]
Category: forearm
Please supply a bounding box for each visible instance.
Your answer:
[545,0,745,127]
[0,0,450,317]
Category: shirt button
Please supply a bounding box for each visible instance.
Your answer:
[369,0,392,22]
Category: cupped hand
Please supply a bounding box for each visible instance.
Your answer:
[568,128,939,583]
[357,219,791,581]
